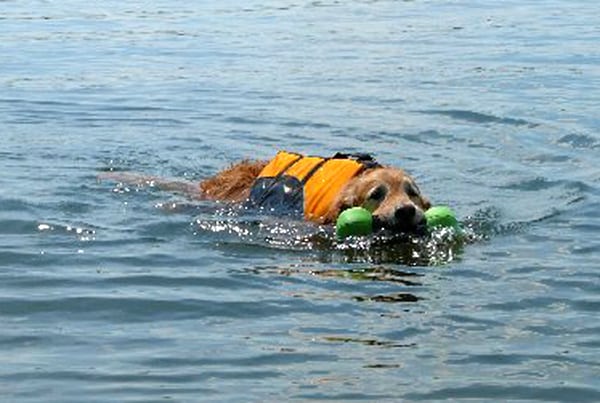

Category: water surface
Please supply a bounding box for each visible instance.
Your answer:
[1,1,599,401]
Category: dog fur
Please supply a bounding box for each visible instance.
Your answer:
[101,156,430,232]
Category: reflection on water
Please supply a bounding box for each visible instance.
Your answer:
[312,266,423,286]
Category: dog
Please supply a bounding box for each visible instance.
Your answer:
[102,151,431,234]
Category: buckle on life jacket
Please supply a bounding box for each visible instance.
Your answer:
[331,152,381,170]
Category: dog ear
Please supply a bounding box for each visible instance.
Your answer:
[420,196,432,210]
[321,201,346,224]
[321,186,359,223]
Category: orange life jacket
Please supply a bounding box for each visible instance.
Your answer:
[248,151,379,221]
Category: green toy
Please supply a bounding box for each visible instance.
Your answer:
[335,207,373,238]
[424,205,459,231]
[336,205,459,238]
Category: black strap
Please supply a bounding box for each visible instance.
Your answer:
[275,153,303,178]
[302,152,381,185]
[331,152,381,170]
[300,158,328,185]
[272,151,380,187]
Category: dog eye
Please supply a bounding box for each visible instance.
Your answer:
[404,181,420,197]
[368,185,388,202]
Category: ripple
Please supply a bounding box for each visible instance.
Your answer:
[417,109,537,127]
[404,384,600,402]
[483,296,568,312]
[0,368,278,384]
[35,221,97,241]
[2,0,599,401]
[0,218,37,235]
[0,296,344,322]
[139,351,335,368]
[0,335,46,348]
[445,314,503,329]
[0,197,36,213]
[497,177,591,193]
[556,133,599,149]
[322,335,415,349]
[310,267,423,286]
[2,274,270,292]
[353,292,422,303]
[293,392,396,401]
[446,352,590,366]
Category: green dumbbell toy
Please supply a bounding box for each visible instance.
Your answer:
[336,205,459,238]
[424,205,459,231]
[335,207,373,238]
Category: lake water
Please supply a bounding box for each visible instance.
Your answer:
[1,0,599,401]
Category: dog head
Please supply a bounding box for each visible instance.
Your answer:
[328,167,431,233]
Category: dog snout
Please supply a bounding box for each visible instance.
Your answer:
[372,202,426,234]
[394,204,416,222]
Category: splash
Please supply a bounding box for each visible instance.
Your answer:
[192,204,469,266]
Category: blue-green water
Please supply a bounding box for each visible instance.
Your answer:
[1,1,599,401]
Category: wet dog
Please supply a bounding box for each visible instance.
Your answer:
[102,151,431,234]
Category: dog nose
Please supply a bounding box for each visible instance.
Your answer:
[394,204,416,222]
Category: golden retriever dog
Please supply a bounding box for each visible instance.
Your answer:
[102,151,431,234]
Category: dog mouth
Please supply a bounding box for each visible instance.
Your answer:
[372,215,428,235]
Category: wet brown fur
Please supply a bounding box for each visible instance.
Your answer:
[198,160,268,202]
[198,160,431,225]
[323,167,431,226]
[101,156,430,227]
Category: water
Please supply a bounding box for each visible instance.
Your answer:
[1,0,599,401]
